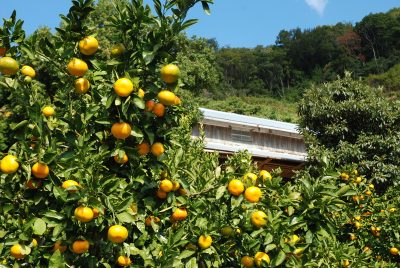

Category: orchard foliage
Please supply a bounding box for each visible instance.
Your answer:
[0,1,399,268]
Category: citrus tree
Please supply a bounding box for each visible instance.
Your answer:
[0,1,399,268]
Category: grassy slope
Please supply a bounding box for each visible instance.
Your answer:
[194,95,299,123]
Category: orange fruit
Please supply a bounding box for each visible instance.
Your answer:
[227,179,244,196]
[31,239,38,248]
[117,256,132,267]
[10,244,25,259]
[354,177,362,184]
[137,142,150,156]
[178,188,188,196]
[244,186,262,203]
[0,47,6,56]
[72,240,89,254]
[111,122,131,139]
[110,43,126,57]
[254,252,270,267]
[138,88,145,98]
[389,208,397,213]
[74,206,94,222]
[0,155,19,174]
[174,96,181,105]
[0,56,19,75]
[259,170,272,181]
[241,256,255,268]
[145,216,160,227]
[92,208,100,218]
[53,241,67,253]
[79,36,99,55]
[31,162,49,179]
[172,181,180,191]
[42,106,55,117]
[243,172,257,182]
[354,221,362,229]
[198,235,212,250]
[160,64,180,84]
[151,142,165,157]
[114,78,134,97]
[26,179,42,189]
[21,65,36,78]
[390,247,399,256]
[114,153,128,164]
[251,211,267,228]
[171,207,188,221]
[62,180,80,193]
[159,179,173,192]
[157,90,176,105]
[349,233,357,241]
[74,78,90,94]
[108,225,128,243]
[152,103,165,117]
[156,189,168,199]
[340,173,349,180]
[67,58,88,76]
[145,100,155,111]
[365,190,372,196]
[342,259,350,267]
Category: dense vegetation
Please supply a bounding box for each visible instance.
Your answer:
[0,1,399,267]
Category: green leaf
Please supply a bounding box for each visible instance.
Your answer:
[49,250,65,268]
[133,97,145,109]
[215,186,225,200]
[116,212,135,223]
[178,250,195,260]
[33,218,47,235]
[273,250,286,266]
[201,2,211,15]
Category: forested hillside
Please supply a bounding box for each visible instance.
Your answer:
[176,7,400,121]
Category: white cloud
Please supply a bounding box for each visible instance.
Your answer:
[305,0,328,16]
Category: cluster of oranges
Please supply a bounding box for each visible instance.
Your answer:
[0,35,183,266]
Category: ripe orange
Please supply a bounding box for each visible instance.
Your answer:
[390,247,399,256]
[0,56,19,75]
[174,96,181,105]
[114,153,128,164]
[171,207,188,221]
[62,180,80,193]
[92,208,100,218]
[160,64,180,84]
[340,172,349,180]
[67,58,88,76]
[26,179,42,189]
[117,256,132,267]
[114,78,134,97]
[74,206,94,222]
[342,259,350,267]
[72,240,89,254]
[254,252,270,267]
[108,225,128,243]
[159,179,173,192]
[172,181,180,191]
[111,122,132,139]
[365,190,372,196]
[241,256,254,268]
[53,241,67,253]
[354,221,362,229]
[156,189,168,199]
[21,65,36,78]
[227,179,244,196]
[157,90,176,105]
[31,162,49,179]
[251,211,267,228]
[151,142,165,157]
[137,142,150,156]
[349,233,357,241]
[145,216,160,227]
[10,244,25,259]
[42,106,55,117]
[110,43,126,57]
[74,78,90,94]
[354,177,362,184]
[259,170,272,181]
[31,239,38,248]
[198,235,212,250]
[152,103,165,117]
[0,155,19,174]
[244,186,262,203]
[138,88,145,98]
[0,47,6,56]
[145,100,155,111]
[79,36,99,55]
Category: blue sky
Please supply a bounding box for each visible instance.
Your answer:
[0,0,399,48]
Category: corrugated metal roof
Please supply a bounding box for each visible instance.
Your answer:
[199,108,300,135]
